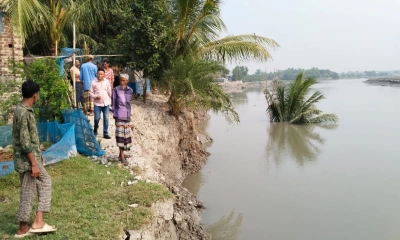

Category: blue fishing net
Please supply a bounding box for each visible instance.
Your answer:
[0,121,78,177]
[62,108,104,157]
[0,125,12,148]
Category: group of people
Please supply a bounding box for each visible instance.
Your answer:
[12,57,135,237]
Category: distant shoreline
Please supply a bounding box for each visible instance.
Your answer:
[364,77,400,87]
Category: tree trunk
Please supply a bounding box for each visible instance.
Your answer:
[50,41,57,56]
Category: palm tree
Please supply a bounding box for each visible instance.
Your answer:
[5,0,126,55]
[161,55,239,122]
[167,0,279,62]
[264,72,338,124]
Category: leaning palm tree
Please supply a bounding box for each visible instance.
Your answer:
[167,0,279,62]
[264,72,338,124]
[161,55,239,123]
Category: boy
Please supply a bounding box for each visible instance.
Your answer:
[13,80,56,238]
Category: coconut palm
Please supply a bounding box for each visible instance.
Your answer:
[167,0,279,61]
[264,72,338,124]
[161,55,239,122]
[5,0,127,55]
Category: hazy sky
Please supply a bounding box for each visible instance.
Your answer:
[220,0,400,74]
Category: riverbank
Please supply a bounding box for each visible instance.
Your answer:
[91,93,212,239]
[0,93,212,239]
[364,77,400,87]
[219,80,266,93]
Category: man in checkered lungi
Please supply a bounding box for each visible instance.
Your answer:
[80,55,97,116]
[12,80,56,238]
[111,73,134,166]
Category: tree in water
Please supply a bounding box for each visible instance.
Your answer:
[264,72,338,124]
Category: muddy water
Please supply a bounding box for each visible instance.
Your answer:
[184,79,400,240]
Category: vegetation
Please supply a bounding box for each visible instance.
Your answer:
[0,80,21,125]
[162,0,278,118]
[0,155,172,239]
[232,66,249,81]
[161,56,239,122]
[15,59,71,122]
[340,70,392,79]
[264,72,338,124]
[4,0,280,121]
[96,0,175,80]
[5,0,129,56]
[241,67,340,82]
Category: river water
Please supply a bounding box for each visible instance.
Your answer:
[183,79,400,240]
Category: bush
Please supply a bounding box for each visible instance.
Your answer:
[1,59,72,123]
[0,79,21,125]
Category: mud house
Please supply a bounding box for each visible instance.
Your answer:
[0,8,23,80]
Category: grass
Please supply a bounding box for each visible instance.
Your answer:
[0,155,172,239]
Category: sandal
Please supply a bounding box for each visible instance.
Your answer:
[119,158,129,166]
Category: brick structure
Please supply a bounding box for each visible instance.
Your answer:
[0,13,23,78]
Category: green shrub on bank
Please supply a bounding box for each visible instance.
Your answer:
[0,59,72,125]
[0,155,172,239]
[0,79,21,125]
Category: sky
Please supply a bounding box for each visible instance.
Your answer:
[220,0,400,74]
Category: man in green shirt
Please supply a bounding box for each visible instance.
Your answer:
[13,80,56,238]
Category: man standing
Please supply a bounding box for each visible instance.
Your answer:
[90,68,112,139]
[103,59,114,88]
[80,55,97,116]
[70,60,85,112]
[13,80,56,238]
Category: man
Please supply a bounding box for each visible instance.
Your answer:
[89,68,112,139]
[112,74,134,166]
[70,60,85,112]
[13,80,56,238]
[80,55,97,116]
[103,59,114,88]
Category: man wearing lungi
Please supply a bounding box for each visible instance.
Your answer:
[80,55,97,116]
[111,73,134,166]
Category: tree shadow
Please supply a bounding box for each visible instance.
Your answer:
[205,210,243,240]
[265,123,337,167]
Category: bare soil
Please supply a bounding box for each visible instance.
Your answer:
[0,150,12,162]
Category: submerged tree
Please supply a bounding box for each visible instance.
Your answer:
[264,72,338,124]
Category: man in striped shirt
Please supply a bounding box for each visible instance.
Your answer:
[103,59,114,88]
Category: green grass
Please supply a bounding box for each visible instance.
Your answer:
[0,155,172,239]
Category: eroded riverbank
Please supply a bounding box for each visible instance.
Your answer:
[94,93,213,239]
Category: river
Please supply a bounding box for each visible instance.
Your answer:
[183,79,400,240]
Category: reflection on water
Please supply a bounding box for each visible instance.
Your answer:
[265,123,337,167]
[188,80,400,239]
[205,210,243,240]
[182,172,206,196]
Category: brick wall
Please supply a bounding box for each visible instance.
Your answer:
[0,14,23,78]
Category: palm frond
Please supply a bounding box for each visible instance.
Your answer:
[201,34,279,62]
[161,55,239,123]
[6,0,50,42]
[265,72,338,124]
